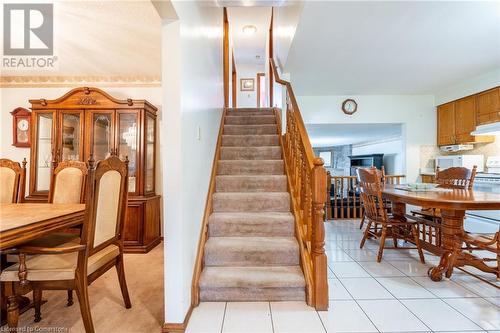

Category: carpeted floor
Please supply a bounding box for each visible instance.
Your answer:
[8,243,164,333]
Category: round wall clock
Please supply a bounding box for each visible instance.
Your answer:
[342,99,358,115]
[11,107,31,148]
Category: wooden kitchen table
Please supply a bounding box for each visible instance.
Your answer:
[0,203,85,327]
[382,185,500,281]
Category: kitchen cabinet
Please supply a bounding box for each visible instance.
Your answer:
[476,87,500,125]
[437,89,496,146]
[437,102,455,146]
[29,87,161,253]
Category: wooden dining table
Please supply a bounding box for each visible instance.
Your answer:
[0,203,85,327]
[382,184,500,281]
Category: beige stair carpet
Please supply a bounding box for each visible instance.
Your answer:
[199,108,305,302]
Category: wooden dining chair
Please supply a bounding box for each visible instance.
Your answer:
[359,166,386,230]
[448,231,499,278]
[0,158,26,203]
[1,156,131,333]
[410,166,477,248]
[357,167,425,263]
[49,160,88,204]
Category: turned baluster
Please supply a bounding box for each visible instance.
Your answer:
[311,157,328,310]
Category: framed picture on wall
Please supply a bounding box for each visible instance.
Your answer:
[319,151,332,167]
[240,78,255,91]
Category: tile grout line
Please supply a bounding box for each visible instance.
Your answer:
[314,308,328,333]
[220,302,228,333]
[334,274,381,333]
[268,302,275,333]
[440,297,493,332]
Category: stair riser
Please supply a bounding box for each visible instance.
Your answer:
[221,135,279,147]
[213,194,290,212]
[225,116,276,125]
[224,125,277,135]
[217,161,284,175]
[208,220,293,237]
[220,147,282,160]
[200,288,305,302]
[216,176,287,192]
[226,111,274,117]
[205,246,299,266]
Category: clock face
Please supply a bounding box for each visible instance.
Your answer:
[342,99,358,115]
[17,119,29,131]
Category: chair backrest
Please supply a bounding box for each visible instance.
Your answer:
[356,167,388,223]
[435,166,477,190]
[0,158,26,203]
[80,156,129,256]
[49,161,88,204]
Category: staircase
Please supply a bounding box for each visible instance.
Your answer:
[198,107,306,302]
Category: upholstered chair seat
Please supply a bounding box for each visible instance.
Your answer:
[1,242,119,282]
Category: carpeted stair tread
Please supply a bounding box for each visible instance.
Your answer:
[217,160,284,175]
[222,135,279,147]
[204,236,299,266]
[216,175,287,192]
[200,266,305,288]
[225,116,276,125]
[224,124,277,135]
[208,212,294,237]
[213,192,290,212]
[220,146,282,160]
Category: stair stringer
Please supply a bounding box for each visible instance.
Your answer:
[191,108,227,307]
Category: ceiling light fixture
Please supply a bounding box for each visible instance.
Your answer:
[242,25,257,35]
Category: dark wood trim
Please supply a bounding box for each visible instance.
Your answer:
[268,8,274,107]
[223,8,229,108]
[232,52,237,108]
[162,304,194,333]
[256,73,265,107]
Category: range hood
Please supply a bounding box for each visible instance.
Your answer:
[471,122,500,136]
[440,144,474,152]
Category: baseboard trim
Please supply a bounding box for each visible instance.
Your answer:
[162,304,194,333]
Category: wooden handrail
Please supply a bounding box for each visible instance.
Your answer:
[270,58,328,310]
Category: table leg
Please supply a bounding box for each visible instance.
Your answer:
[428,209,465,281]
[391,202,407,221]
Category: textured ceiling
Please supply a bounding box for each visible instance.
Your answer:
[1,1,161,77]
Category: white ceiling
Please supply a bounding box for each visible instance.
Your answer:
[1,1,161,77]
[286,1,500,95]
[307,123,402,147]
[228,7,272,67]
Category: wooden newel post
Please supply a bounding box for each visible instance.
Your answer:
[312,157,328,310]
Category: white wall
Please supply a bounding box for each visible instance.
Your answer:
[352,137,405,175]
[296,95,436,182]
[0,86,162,194]
[237,63,264,108]
[435,67,500,105]
[160,1,223,325]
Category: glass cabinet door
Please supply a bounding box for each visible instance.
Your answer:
[145,114,155,193]
[117,111,139,194]
[91,112,114,162]
[35,112,54,192]
[59,111,83,162]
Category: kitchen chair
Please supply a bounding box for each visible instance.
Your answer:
[357,167,425,263]
[1,156,131,333]
[0,158,26,203]
[359,166,386,230]
[448,230,499,278]
[410,166,477,247]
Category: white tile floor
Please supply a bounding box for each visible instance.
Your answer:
[186,220,500,333]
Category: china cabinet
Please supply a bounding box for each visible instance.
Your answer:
[28,87,161,253]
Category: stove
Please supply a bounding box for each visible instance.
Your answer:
[466,161,500,232]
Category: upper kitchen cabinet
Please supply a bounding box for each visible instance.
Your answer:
[476,87,500,125]
[437,102,455,146]
[437,88,496,146]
